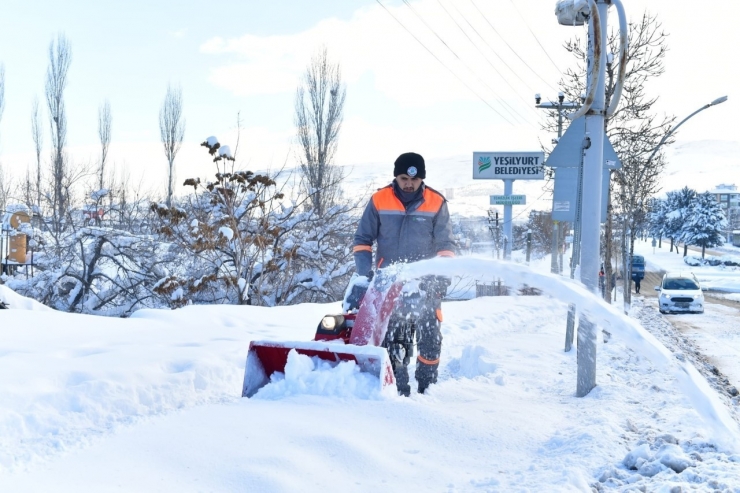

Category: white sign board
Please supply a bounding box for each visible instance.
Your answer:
[490,194,526,205]
[473,152,545,180]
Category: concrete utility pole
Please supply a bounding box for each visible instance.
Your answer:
[535,92,580,274]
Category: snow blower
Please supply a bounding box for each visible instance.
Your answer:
[241,273,403,397]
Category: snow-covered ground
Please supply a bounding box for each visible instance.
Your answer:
[627,238,740,427]
[3,256,740,491]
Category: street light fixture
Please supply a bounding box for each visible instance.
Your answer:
[645,95,729,166]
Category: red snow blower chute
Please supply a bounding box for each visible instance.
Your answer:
[242,274,403,397]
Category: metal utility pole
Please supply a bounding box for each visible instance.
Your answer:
[503,179,513,259]
[553,0,628,397]
[487,209,500,259]
[575,0,608,397]
[535,92,580,275]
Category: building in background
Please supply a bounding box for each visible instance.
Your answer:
[709,184,740,245]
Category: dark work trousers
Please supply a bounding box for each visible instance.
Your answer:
[383,287,443,396]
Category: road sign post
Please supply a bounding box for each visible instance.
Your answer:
[473,152,544,259]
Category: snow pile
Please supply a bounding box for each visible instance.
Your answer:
[218,145,233,159]
[0,285,52,311]
[595,434,738,488]
[4,256,740,490]
[218,226,234,241]
[253,350,384,400]
[684,254,740,268]
[446,345,501,381]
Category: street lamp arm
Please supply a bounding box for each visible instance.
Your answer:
[644,96,728,167]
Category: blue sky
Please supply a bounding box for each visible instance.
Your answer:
[0,0,736,192]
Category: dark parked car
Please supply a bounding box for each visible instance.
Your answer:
[630,255,645,281]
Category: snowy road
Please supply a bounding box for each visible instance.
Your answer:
[644,294,740,398]
[633,269,740,397]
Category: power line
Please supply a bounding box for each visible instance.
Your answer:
[468,0,559,92]
[435,0,541,121]
[449,1,536,95]
[512,187,551,221]
[506,0,564,75]
[400,0,527,125]
[374,0,515,125]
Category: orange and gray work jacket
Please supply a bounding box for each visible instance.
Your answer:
[352,182,455,277]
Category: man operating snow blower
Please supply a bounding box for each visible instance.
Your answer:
[353,152,455,396]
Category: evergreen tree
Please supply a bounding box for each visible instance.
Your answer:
[662,187,696,256]
[684,192,726,258]
[647,198,667,245]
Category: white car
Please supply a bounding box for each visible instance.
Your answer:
[655,272,704,314]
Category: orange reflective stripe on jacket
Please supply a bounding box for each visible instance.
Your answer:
[353,245,372,253]
[371,186,445,215]
[371,187,405,212]
[417,354,440,365]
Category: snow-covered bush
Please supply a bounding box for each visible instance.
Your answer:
[6,223,179,315]
[148,137,358,307]
[2,135,362,314]
[683,255,702,267]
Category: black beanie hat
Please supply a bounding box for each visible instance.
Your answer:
[393,152,426,179]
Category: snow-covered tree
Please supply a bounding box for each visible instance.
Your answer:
[663,187,696,255]
[683,192,726,258]
[294,47,346,217]
[45,34,72,233]
[159,84,185,208]
[5,217,178,315]
[647,198,667,245]
[513,211,553,259]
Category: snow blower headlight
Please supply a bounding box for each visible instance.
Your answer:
[321,315,345,331]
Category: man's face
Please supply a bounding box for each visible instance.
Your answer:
[395,174,423,192]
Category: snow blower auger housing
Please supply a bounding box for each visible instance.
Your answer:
[242,273,403,397]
